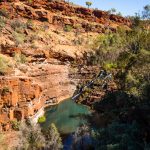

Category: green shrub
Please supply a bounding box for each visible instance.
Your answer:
[26,19,35,30]
[0,16,7,30]
[2,87,10,95]
[64,25,73,32]
[11,20,26,32]
[28,0,33,3]
[14,53,27,64]
[104,62,117,70]
[0,8,9,18]
[128,87,139,97]
[30,42,38,49]
[12,32,25,45]
[20,54,27,63]
[11,120,20,131]
[73,37,83,45]
[0,133,4,143]
[0,55,12,75]
[38,116,46,123]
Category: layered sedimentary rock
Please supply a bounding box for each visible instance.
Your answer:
[0,77,43,130]
[27,63,76,104]
[0,63,76,130]
[0,0,131,33]
[71,66,118,106]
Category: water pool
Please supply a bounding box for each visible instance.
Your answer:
[41,99,91,134]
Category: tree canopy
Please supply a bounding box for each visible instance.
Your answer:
[142,4,150,19]
[85,1,92,9]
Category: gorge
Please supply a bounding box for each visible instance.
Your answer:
[0,0,150,149]
[0,0,130,131]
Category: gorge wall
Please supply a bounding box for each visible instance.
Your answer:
[0,0,131,33]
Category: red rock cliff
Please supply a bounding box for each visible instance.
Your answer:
[0,0,131,33]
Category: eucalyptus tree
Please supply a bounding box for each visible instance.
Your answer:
[45,123,63,150]
[19,123,46,150]
[142,5,150,19]
[108,8,117,14]
[85,1,92,9]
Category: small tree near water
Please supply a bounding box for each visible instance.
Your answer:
[19,123,45,149]
[45,123,63,150]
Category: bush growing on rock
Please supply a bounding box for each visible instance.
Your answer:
[12,32,26,45]
[2,87,10,95]
[0,8,9,18]
[107,8,117,14]
[0,16,7,31]
[38,116,46,123]
[14,53,27,64]
[26,19,36,30]
[64,25,73,32]
[0,54,13,75]
[28,0,33,4]
[11,19,27,33]
[11,120,20,131]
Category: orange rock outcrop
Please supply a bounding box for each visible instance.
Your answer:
[0,0,131,33]
[0,77,44,130]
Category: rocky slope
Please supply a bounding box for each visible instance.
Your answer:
[0,0,131,131]
[71,65,118,106]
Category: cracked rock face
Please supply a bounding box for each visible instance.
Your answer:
[0,77,42,121]
[0,63,76,130]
